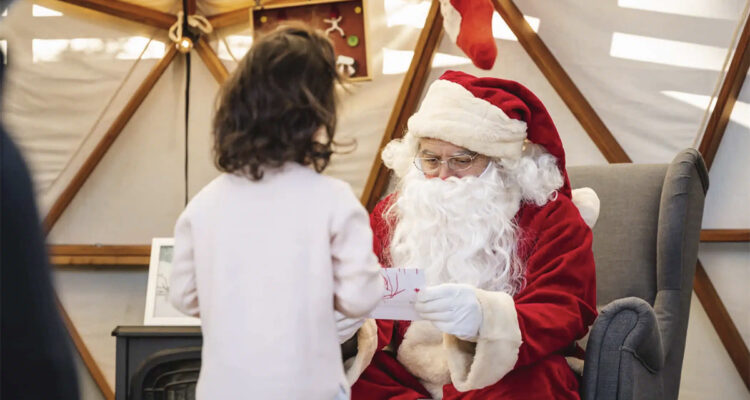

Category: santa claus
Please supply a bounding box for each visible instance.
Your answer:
[336,70,600,399]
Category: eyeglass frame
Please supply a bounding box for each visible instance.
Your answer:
[413,152,485,174]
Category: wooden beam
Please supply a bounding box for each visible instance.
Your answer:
[360,0,443,211]
[491,0,631,163]
[56,294,114,400]
[700,229,750,243]
[49,245,151,256]
[49,245,151,266]
[56,0,177,29]
[698,14,750,170]
[194,36,229,84]
[185,0,196,16]
[43,46,178,234]
[52,256,150,266]
[694,261,750,391]
[207,8,249,30]
[691,16,750,389]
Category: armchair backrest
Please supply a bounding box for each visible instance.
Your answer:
[569,163,666,306]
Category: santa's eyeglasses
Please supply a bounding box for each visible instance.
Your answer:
[413,153,481,174]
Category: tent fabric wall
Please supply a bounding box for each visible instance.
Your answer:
[0,0,747,398]
[55,269,148,391]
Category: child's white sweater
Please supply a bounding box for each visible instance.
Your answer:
[169,163,384,399]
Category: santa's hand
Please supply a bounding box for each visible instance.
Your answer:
[415,283,482,341]
[335,311,365,344]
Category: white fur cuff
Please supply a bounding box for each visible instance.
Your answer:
[344,319,378,385]
[443,289,522,391]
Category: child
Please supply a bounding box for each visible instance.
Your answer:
[169,25,384,399]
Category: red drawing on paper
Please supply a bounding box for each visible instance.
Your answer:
[383,272,406,300]
[371,268,425,321]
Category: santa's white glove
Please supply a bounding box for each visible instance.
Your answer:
[415,283,482,341]
[335,311,365,344]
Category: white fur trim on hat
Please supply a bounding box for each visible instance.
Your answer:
[343,319,379,385]
[407,79,527,160]
[443,288,522,391]
[571,187,600,228]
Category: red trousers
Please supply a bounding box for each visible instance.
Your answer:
[351,350,581,399]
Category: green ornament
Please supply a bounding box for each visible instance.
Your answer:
[347,35,359,47]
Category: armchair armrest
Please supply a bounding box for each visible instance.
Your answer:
[581,297,665,400]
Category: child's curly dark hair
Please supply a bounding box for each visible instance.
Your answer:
[212,24,342,180]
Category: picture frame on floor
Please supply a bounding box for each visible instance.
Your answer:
[144,237,201,326]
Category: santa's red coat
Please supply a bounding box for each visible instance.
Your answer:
[348,193,597,399]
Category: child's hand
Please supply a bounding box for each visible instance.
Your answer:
[335,311,365,344]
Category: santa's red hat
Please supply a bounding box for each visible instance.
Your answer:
[405,70,572,197]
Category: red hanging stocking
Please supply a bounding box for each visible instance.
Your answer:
[440,0,497,70]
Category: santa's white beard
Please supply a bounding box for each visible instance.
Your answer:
[383,139,565,295]
[386,162,526,295]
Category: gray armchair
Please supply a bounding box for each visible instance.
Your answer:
[568,149,709,400]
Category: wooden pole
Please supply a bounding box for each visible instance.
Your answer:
[693,12,750,390]
[56,294,115,399]
[698,13,750,170]
[692,15,750,387]
[43,46,178,234]
[185,0,196,16]
[49,245,151,266]
[360,0,443,211]
[700,229,750,243]
[49,245,151,256]
[694,261,750,390]
[51,256,149,266]
[194,36,229,84]
[491,0,631,163]
[56,0,176,29]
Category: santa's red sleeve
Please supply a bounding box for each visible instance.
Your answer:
[344,196,398,384]
[443,196,597,391]
[513,196,598,365]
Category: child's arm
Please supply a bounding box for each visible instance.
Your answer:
[331,185,385,318]
[169,212,200,318]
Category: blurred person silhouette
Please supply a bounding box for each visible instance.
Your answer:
[1,1,80,398]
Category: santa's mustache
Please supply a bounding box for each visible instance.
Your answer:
[386,163,525,295]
